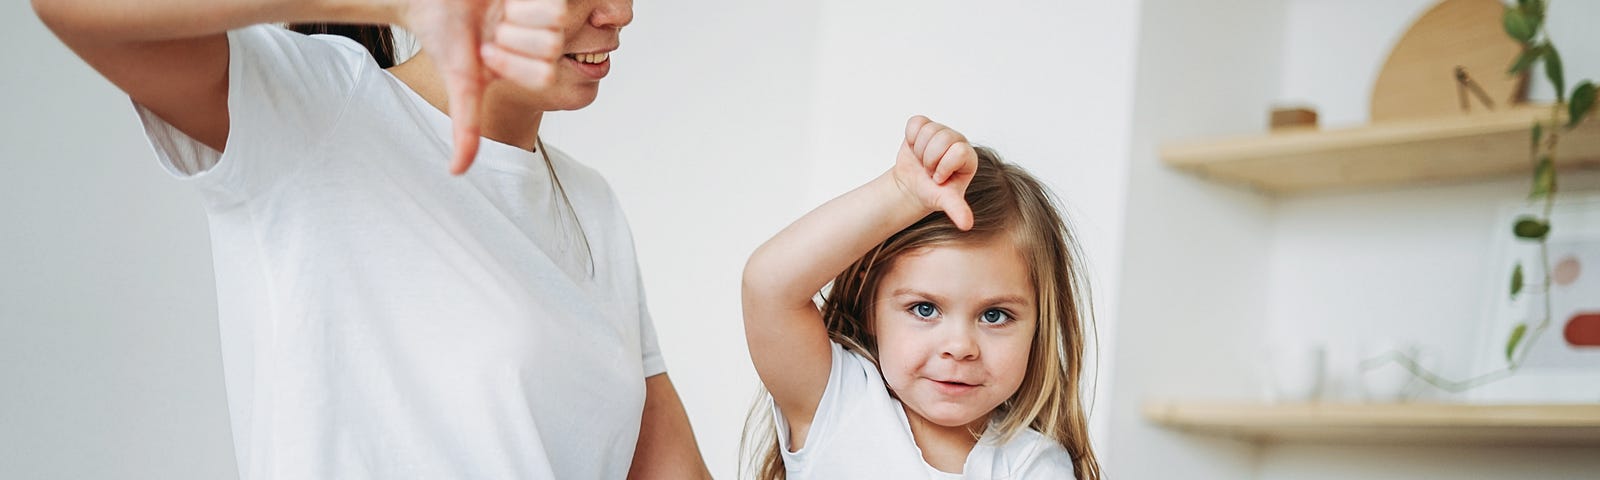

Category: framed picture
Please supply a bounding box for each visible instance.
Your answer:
[1469,194,1600,403]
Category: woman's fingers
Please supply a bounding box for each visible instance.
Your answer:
[503,0,565,28]
[491,0,563,90]
[435,15,487,175]
[402,0,568,174]
[492,24,561,60]
[445,65,485,175]
[403,0,491,174]
[483,24,559,90]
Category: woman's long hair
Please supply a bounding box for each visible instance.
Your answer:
[287,23,397,68]
[740,147,1102,479]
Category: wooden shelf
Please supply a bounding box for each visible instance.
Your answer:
[1143,401,1600,446]
[1161,105,1600,194]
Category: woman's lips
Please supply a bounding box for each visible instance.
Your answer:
[563,52,611,80]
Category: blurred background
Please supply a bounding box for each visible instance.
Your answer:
[4,0,1599,478]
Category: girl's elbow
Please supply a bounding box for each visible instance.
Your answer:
[741,256,773,302]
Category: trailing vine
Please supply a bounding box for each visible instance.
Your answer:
[1363,0,1595,393]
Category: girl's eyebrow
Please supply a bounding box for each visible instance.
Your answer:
[983,295,1032,308]
[889,288,1031,308]
[889,288,945,304]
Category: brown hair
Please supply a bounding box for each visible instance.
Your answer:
[287,24,397,68]
[740,147,1102,479]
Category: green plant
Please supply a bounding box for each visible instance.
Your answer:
[1364,0,1596,392]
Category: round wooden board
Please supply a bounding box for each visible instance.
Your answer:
[1370,0,1528,123]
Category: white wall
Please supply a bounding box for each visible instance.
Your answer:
[1105,0,1288,477]
[1,1,238,478]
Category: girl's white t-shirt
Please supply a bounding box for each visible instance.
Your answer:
[133,25,665,479]
[772,342,1075,479]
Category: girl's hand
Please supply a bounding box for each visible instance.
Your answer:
[892,115,978,230]
[401,0,566,175]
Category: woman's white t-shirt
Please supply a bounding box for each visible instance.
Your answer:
[772,342,1075,479]
[133,25,665,479]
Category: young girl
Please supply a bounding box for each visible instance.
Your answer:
[742,116,1100,479]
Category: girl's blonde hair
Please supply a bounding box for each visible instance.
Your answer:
[740,147,1101,479]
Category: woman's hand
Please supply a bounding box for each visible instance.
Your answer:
[892,115,978,230]
[401,0,566,175]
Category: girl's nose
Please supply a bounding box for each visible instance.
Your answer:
[939,325,980,361]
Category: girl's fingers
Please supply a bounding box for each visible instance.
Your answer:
[481,44,555,91]
[502,0,566,28]
[913,121,944,163]
[922,129,964,181]
[904,115,932,146]
[492,24,561,60]
[933,141,975,185]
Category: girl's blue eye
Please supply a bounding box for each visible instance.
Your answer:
[980,309,1012,325]
[911,302,940,319]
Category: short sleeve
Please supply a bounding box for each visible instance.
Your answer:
[133,24,374,198]
[771,342,876,459]
[636,276,667,377]
[1010,434,1077,479]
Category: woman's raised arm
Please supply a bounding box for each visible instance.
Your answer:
[32,0,563,172]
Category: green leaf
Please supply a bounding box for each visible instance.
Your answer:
[1545,45,1565,101]
[1531,156,1555,199]
[1569,81,1596,130]
[1506,323,1528,362]
[1519,0,1545,23]
[1531,122,1543,152]
[1503,8,1535,43]
[1511,263,1525,298]
[1508,44,1545,76]
[1513,216,1551,239]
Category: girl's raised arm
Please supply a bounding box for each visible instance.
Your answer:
[741,115,977,448]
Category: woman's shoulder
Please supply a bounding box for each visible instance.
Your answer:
[541,145,607,187]
[230,24,378,77]
[540,144,622,210]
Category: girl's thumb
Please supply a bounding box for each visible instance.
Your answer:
[942,197,975,231]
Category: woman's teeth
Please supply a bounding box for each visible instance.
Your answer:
[567,52,609,64]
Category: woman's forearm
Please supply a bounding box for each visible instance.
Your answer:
[32,0,402,43]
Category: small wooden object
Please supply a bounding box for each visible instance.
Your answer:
[1270,107,1319,131]
[1370,0,1528,122]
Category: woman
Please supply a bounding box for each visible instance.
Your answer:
[31,0,710,478]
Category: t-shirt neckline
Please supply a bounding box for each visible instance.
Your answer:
[377,68,547,175]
